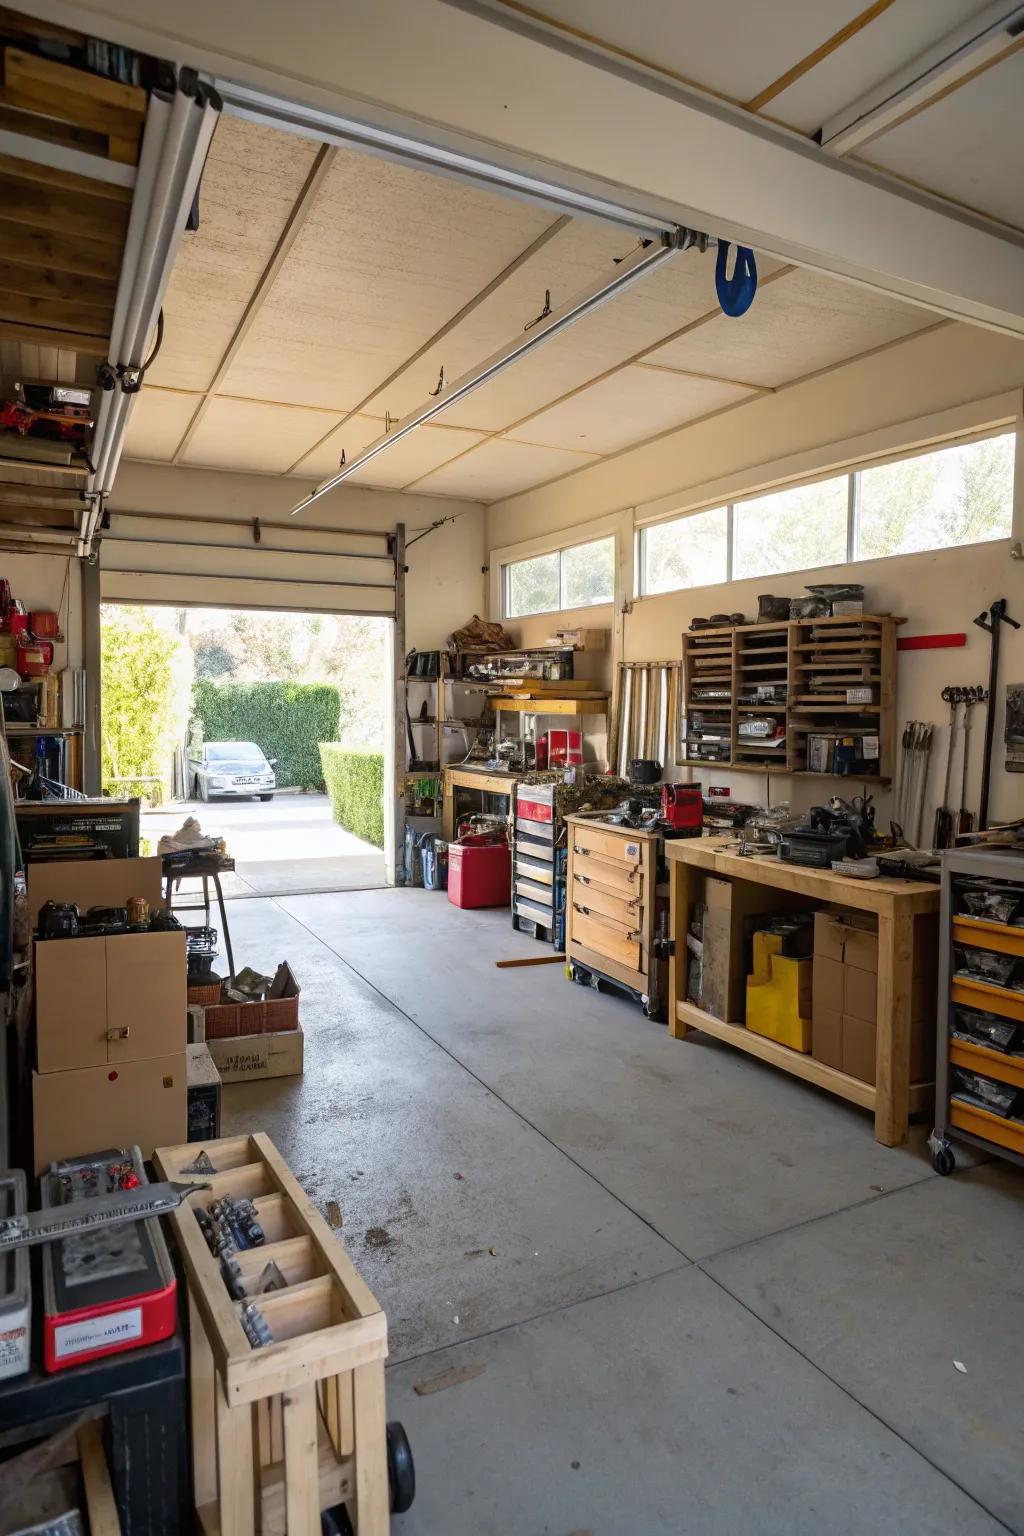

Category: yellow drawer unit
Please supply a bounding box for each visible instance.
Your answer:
[565,815,668,1019]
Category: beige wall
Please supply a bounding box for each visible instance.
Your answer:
[1,550,83,671]
[105,462,486,648]
[485,322,1024,826]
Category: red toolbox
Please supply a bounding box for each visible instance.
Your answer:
[447,837,511,909]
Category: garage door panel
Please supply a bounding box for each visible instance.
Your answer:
[100,567,395,616]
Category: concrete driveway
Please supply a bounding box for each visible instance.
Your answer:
[141,792,385,897]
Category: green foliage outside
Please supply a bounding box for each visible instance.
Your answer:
[319,745,384,847]
[101,607,193,802]
[192,681,341,791]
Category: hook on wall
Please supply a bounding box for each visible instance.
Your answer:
[524,289,552,331]
[429,366,446,397]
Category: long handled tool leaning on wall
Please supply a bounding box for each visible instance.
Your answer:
[954,685,987,839]
[974,598,1020,830]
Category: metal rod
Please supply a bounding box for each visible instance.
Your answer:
[290,233,693,516]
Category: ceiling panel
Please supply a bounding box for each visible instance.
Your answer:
[508,364,754,453]
[855,50,1024,231]
[289,413,386,479]
[361,221,632,421]
[765,1,1001,131]
[646,268,932,387]
[179,397,344,474]
[123,390,201,462]
[436,246,774,432]
[410,437,598,501]
[219,150,556,411]
[148,117,321,393]
[348,426,486,489]
[492,0,865,105]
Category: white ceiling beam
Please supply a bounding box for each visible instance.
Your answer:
[24,0,1024,337]
[818,2,1024,155]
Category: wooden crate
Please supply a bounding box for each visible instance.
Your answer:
[154,1132,390,1535]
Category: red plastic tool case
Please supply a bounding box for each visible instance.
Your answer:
[447,838,511,909]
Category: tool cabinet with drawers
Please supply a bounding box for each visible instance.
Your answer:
[565,815,667,1019]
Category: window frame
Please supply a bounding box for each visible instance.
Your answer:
[636,426,1015,599]
[502,533,615,619]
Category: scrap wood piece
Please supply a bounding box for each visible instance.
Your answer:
[412,1362,486,1397]
[495,954,566,968]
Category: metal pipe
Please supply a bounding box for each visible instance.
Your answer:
[291,232,694,516]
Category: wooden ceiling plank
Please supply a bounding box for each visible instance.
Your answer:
[0,317,106,355]
[0,174,128,247]
[170,144,338,464]
[744,0,898,112]
[0,257,117,309]
[0,48,145,152]
[0,290,111,337]
[0,453,86,478]
[0,219,120,280]
[0,480,84,507]
[0,147,132,203]
[287,212,571,475]
[0,103,107,159]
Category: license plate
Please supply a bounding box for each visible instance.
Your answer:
[235,776,258,784]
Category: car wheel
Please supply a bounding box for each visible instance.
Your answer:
[259,793,274,802]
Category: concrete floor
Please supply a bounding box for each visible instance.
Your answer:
[141,793,385,896]
[215,889,1024,1535]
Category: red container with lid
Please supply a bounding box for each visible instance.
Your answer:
[447,837,511,909]
[17,635,53,677]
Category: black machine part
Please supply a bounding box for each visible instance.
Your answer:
[629,758,662,784]
[974,598,1020,829]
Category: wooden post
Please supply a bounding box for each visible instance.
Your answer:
[668,856,693,1038]
[875,909,914,1146]
[442,768,455,842]
[283,1383,320,1535]
[189,1294,218,1510]
[215,1379,256,1536]
[352,1362,389,1535]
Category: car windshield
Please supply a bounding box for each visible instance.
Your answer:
[206,743,265,763]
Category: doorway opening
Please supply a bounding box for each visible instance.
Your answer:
[100,602,389,896]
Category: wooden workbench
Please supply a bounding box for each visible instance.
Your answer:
[664,840,940,1146]
[442,765,523,840]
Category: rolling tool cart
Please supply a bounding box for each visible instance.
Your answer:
[930,842,1024,1174]
[513,782,567,946]
[565,816,668,1019]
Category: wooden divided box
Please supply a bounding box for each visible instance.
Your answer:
[154,1133,396,1534]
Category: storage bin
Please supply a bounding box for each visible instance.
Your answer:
[448,840,511,909]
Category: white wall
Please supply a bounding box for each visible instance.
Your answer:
[1,550,83,671]
[105,462,486,648]
[485,322,1024,827]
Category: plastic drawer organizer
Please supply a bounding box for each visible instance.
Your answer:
[154,1133,413,1535]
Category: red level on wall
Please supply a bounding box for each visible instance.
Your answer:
[897,633,967,652]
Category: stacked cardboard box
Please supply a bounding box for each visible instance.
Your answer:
[811,909,936,1085]
[30,858,186,1171]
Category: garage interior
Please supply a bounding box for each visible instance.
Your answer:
[0,1,1022,1533]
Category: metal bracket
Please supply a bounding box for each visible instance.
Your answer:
[253,517,261,545]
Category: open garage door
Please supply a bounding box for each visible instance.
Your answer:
[99,514,406,882]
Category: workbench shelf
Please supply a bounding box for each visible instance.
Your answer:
[680,614,901,781]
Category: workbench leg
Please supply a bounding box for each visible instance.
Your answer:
[875,910,914,1146]
[189,1295,218,1511]
[668,858,694,1039]
[215,1381,256,1536]
[442,775,454,842]
[352,1361,389,1536]
[213,873,236,983]
[283,1382,320,1535]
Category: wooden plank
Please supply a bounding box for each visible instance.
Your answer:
[0,257,117,308]
[0,288,111,336]
[0,147,132,202]
[0,171,128,245]
[0,102,106,157]
[0,316,108,354]
[0,218,121,279]
[353,1362,389,1536]
[215,1384,256,1536]
[570,907,641,971]
[282,1382,320,1535]
[874,909,913,1146]
[77,1419,121,1536]
[668,854,693,1039]
[260,1418,353,1536]
[2,49,145,148]
[674,1000,878,1109]
[189,1294,219,1510]
[225,1310,388,1407]
[662,841,940,915]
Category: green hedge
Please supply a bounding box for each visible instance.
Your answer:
[192,682,340,790]
[319,746,384,847]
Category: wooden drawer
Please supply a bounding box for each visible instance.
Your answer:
[570,906,642,973]
[571,822,644,867]
[570,846,643,895]
[571,875,640,927]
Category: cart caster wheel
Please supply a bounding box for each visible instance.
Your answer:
[321,1505,354,1536]
[932,1145,955,1177]
[642,998,662,1021]
[387,1420,416,1514]
[569,963,590,986]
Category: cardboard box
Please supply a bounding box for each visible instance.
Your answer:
[205,1028,303,1084]
[33,1052,185,1173]
[700,875,804,1022]
[27,855,165,927]
[35,929,186,1073]
[812,1004,843,1071]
